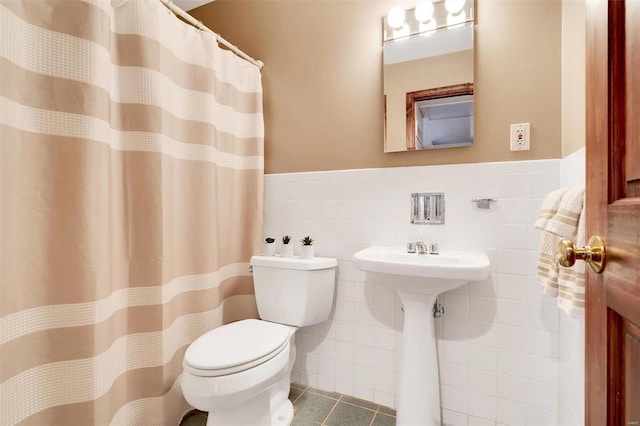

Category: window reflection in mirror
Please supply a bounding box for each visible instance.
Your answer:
[407,83,473,150]
[383,2,474,153]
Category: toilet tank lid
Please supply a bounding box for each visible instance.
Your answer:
[250,255,337,270]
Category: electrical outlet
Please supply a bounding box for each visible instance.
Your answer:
[510,123,530,151]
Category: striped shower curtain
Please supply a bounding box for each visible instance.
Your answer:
[0,0,263,424]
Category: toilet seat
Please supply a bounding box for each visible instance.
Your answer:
[184,319,291,377]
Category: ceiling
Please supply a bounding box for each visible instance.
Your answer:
[174,0,213,11]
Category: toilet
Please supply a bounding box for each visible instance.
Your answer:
[181,255,337,426]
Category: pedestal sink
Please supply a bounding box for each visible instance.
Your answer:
[353,246,490,426]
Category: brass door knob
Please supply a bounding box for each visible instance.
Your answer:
[557,235,606,274]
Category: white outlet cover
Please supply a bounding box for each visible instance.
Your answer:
[510,123,530,151]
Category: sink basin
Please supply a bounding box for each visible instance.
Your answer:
[353,246,491,426]
[353,246,490,294]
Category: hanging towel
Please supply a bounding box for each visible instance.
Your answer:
[535,188,569,297]
[534,187,569,229]
[557,198,586,317]
[536,231,562,297]
[545,187,585,238]
[535,187,585,316]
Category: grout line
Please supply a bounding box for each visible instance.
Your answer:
[319,396,341,426]
[337,400,378,413]
[290,389,304,404]
[289,385,397,425]
[367,410,377,426]
[305,389,342,401]
[294,414,322,425]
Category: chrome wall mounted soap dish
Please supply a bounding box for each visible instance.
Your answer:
[471,198,497,209]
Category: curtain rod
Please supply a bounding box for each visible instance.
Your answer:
[158,0,264,71]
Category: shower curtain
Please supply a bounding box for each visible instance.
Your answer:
[0,0,264,424]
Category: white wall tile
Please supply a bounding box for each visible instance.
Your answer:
[469,344,497,372]
[354,345,375,368]
[354,365,374,388]
[499,174,530,199]
[374,391,395,409]
[526,406,557,426]
[497,349,529,378]
[441,363,469,388]
[442,385,469,413]
[468,416,495,426]
[497,374,528,404]
[335,341,354,363]
[443,409,469,426]
[469,369,497,396]
[439,340,470,366]
[497,398,527,426]
[496,299,528,327]
[468,392,497,421]
[527,380,558,411]
[264,159,562,417]
[373,369,395,393]
[495,274,528,301]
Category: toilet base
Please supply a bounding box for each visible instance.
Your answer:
[272,399,294,426]
[202,381,294,426]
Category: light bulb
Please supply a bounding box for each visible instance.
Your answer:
[445,0,465,14]
[393,23,410,41]
[387,7,406,29]
[447,10,466,26]
[419,19,437,36]
[414,1,434,22]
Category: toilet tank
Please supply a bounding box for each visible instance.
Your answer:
[250,256,337,327]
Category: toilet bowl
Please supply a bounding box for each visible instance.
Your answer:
[181,255,337,426]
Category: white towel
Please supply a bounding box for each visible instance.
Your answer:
[535,188,570,296]
[534,187,569,230]
[535,187,585,309]
[545,187,585,239]
[557,198,586,318]
[537,231,562,297]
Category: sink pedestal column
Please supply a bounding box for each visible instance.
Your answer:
[396,291,441,426]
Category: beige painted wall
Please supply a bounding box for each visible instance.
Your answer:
[561,0,586,157]
[192,0,562,174]
[384,50,473,152]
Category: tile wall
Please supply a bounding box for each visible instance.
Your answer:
[558,147,586,426]
[263,159,562,425]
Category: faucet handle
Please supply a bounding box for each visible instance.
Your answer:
[429,243,439,255]
[407,242,416,253]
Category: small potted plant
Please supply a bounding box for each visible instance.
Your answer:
[263,237,276,256]
[300,235,314,259]
[281,235,293,258]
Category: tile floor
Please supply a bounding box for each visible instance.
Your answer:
[180,383,396,426]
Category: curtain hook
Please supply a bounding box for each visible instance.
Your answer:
[197,20,204,31]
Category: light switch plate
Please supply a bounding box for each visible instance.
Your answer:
[510,123,530,151]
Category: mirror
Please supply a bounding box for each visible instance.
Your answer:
[383,1,474,152]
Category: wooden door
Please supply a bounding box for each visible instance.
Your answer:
[586,0,640,424]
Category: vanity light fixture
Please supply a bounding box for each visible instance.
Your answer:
[384,0,472,42]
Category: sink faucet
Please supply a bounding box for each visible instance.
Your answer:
[429,242,440,255]
[415,239,428,254]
